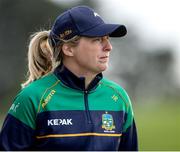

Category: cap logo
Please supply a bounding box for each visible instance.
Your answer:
[94,12,100,17]
[60,30,72,39]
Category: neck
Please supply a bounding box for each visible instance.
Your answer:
[84,74,96,89]
[63,61,97,89]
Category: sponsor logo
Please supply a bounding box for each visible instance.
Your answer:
[102,112,115,133]
[42,90,56,108]
[47,119,73,126]
[10,102,20,113]
[60,30,72,39]
[94,12,100,17]
[111,94,118,102]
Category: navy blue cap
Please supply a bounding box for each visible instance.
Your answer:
[50,5,127,47]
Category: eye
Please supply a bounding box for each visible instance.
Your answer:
[93,37,102,42]
[107,36,110,40]
[104,36,110,40]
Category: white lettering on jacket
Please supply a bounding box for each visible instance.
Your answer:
[47,119,73,126]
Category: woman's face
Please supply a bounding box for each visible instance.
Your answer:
[70,36,112,75]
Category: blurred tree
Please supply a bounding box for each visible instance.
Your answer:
[0,0,95,114]
[0,0,179,121]
[106,26,179,102]
[0,0,61,112]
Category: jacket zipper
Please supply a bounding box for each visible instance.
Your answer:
[84,90,92,124]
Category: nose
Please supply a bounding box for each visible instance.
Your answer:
[103,36,112,52]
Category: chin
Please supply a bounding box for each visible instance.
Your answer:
[99,64,108,72]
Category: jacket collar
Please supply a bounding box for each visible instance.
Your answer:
[54,64,103,91]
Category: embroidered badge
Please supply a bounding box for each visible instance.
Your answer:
[102,112,115,132]
[42,89,56,108]
[60,30,72,39]
[111,94,118,102]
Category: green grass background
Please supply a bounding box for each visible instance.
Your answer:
[134,101,180,151]
[0,101,180,150]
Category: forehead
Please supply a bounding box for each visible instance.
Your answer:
[73,35,110,48]
[77,37,93,45]
[79,35,109,41]
[80,36,94,40]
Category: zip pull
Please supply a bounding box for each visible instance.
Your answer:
[84,90,88,94]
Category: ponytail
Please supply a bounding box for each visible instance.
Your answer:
[21,30,80,88]
[21,30,53,88]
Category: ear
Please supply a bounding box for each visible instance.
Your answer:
[62,44,74,57]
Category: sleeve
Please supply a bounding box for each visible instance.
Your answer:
[118,89,138,151]
[119,119,138,151]
[0,90,37,151]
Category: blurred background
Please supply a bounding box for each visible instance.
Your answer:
[0,0,179,150]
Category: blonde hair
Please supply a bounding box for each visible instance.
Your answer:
[21,30,80,88]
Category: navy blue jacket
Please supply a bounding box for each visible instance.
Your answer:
[0,64,138,150]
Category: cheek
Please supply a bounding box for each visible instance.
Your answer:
[77,49,98,62]
[73,50,91,65]
[74,43,100,64]
[81,53,97,64]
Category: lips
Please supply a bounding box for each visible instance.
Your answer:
[99,56,109,62]
[100,56,109,59]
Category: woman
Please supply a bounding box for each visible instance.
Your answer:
[0,5,138,151]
